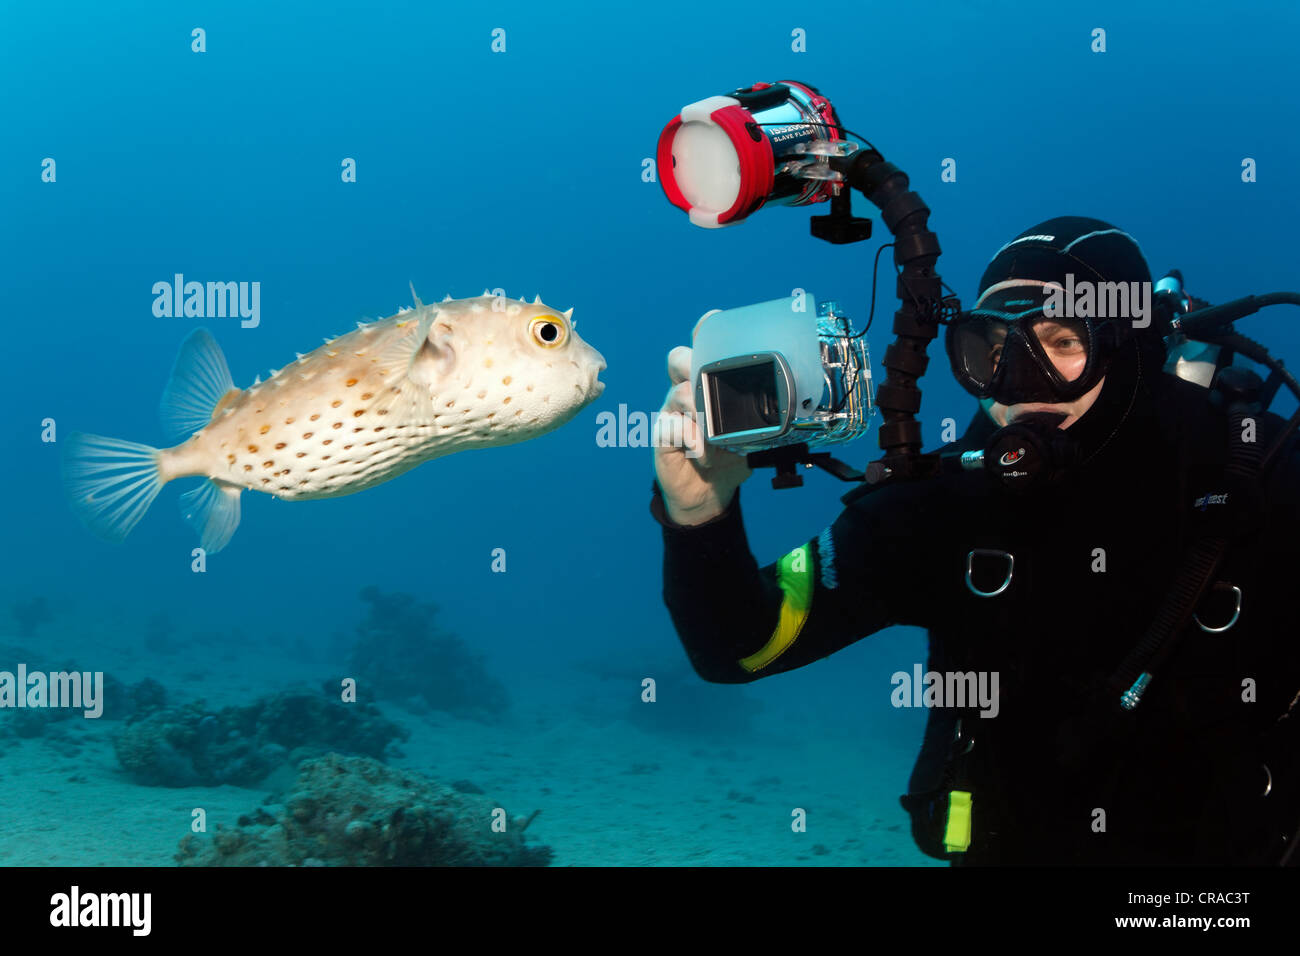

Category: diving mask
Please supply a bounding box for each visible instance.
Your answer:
[946,289,1122,406]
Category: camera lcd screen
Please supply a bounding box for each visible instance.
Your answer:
[704,359,783,440]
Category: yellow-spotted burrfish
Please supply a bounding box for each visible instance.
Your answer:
[64,290,606,552]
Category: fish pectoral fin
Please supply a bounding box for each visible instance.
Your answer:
[407,335,456,388]
[160,329,238,442]
[179,480,242,553]
[374,309,453,387]
[375,309,434,378]
[364,309,450,421]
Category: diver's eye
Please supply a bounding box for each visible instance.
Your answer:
[530,316,567,348]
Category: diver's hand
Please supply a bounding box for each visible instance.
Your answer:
[654,345,752,526]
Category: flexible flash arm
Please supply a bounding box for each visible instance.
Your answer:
[751,149,951,488]
[835,149,953,484]
[741,147,953,490]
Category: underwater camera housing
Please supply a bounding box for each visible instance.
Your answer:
[691,296,875,456]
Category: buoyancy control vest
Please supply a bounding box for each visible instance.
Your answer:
[891,368,1299,864]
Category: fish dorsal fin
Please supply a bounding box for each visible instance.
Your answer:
[160,328,238,443]
[409,281,423,308]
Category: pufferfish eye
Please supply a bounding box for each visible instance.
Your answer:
[529,316,567,348]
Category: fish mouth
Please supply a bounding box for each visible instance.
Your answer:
[574,368,605,403]
[587,357,606,399]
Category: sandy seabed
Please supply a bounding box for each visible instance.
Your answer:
[0,617,936,868]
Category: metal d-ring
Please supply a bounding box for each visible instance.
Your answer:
[966,549,1014,598]
[1194,583,1242,633]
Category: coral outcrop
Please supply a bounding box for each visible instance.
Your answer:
[176,754,552,866]
[114,685,408,787]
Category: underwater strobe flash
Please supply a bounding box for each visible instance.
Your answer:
[657,81,854,227]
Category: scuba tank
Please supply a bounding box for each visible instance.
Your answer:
[1158,270,1223,388]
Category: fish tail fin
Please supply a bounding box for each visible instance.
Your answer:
[179,480,242,553]
[62,433,165,543]
[160,328,237,443]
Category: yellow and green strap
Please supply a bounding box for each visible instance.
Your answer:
[739,544,814,673]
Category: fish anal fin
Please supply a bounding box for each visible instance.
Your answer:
[179,480,242,553]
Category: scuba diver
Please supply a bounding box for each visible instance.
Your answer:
[651,216,1300,865]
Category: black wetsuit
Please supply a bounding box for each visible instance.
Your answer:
[654,355,1300,865]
